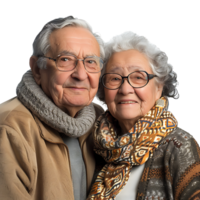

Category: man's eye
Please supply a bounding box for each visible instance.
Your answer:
[60,56,75,62]
[87,60,96,64]
[61,57,69,61]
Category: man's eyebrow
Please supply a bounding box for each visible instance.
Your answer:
[58,51,97,58]
[58,50,75,56]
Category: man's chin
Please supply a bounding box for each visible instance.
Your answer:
[66,100,91,107]
[65,96,93,106]
[63,105,86,117]
[53,96,93,115]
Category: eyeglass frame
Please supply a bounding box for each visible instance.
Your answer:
[101,70,157,90]
[38,54,104,73]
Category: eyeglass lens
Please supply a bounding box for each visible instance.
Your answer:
[103,71,148,89]
[56,55,102,72]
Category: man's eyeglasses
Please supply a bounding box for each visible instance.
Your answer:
[39,54,104,73]
[102,71,157,90]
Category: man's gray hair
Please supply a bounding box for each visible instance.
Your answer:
[33,16,105,69]
[97,31,179,102]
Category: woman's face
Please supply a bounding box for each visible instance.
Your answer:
[104,49,163,125]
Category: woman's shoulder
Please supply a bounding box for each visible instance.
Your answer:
[163,127,199,145]
[158,127,200,161]
[156,127,200,199]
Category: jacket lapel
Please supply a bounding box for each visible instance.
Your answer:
[34,115,64,144]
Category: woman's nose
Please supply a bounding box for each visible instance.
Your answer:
[118,79,135,95]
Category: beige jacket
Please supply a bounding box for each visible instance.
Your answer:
[0,98,103,200]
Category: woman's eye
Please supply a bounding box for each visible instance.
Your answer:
[111,77,120,81]
[133,75,145,80]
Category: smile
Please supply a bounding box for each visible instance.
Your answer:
[71,87,86,90]
[119,101,137,104]
[70,88,86,91]
[66,86,88,90]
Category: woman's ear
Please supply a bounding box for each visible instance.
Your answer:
[156,83,164,99]
[30,56,41,85]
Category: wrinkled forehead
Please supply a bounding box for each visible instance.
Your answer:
[105,50,152,74]
[48,26,100,57]
[106,66,144,73]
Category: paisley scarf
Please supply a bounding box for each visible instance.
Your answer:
[88,97,177,200]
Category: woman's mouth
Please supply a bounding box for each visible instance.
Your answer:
[119,101,137,104]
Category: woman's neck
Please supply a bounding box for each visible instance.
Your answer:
[118,118,139,135]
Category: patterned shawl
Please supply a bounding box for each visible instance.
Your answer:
[88,97,177,200]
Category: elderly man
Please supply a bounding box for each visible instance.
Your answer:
[0,16,104,200]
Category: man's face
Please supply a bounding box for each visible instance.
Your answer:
[37,27,101,117]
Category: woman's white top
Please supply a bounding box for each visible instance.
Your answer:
[115,164,145,200]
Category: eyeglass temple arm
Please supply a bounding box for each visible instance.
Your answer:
[148,74,157,80]
[42,56,56,62]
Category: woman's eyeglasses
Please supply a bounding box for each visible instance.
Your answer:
[102,71,157,90]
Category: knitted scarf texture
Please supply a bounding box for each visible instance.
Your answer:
[16,70,96,138]
[88,97,177,200]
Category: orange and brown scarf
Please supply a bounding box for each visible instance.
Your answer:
[88,97,177,200]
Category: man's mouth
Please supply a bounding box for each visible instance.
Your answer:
[69,87,87,91]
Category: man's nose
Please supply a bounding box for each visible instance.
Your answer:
[71,60,88,80]
[118,79,135,95]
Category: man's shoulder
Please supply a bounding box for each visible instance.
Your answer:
[0,97,33,125]
[0,97,40,152]
[0,97,39,142]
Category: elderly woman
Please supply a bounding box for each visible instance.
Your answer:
[88,32,200,200]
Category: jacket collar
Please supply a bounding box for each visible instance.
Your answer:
[34,114,92,149]
[34,115,64,144]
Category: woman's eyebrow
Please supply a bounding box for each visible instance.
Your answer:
[108,65,143,73]
[127,65,143,71]
[108,66,123,73]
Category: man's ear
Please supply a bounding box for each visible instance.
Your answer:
[30,56,41,85]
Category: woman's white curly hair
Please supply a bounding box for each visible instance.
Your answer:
[97,31,179,102]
